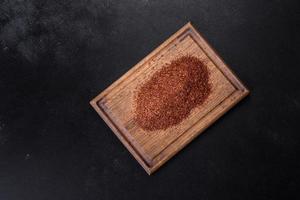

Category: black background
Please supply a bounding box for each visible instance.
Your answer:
[0,0,299,199]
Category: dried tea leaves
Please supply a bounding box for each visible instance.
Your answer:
[135,55,211,131]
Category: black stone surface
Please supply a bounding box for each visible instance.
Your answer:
[0,0,299,199]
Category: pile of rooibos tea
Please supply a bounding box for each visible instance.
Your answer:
[135,55,211,131]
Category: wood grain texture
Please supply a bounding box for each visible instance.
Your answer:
[90,22,249,175]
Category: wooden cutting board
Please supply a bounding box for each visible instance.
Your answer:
[90,22,249,175]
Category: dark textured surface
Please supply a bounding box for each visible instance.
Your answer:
[0,0,299,199]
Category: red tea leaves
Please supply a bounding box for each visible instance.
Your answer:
[135,55,211,131]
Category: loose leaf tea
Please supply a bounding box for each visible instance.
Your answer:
[135,55,211,131]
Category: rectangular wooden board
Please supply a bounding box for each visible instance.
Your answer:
[90,22,249,175]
